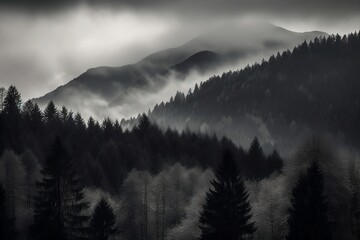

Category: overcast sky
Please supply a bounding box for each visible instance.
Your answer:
[0,0,359,100]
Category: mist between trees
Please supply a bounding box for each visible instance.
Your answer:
[0,85,360,240]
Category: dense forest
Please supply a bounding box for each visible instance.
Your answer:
[148,32,360,151]
[0,86,283,192]
[0,85,284,239]
[1,34,360,240]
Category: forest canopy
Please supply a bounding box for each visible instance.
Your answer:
[0,86,283,192]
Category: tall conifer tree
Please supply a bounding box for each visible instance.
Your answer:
[31,137,89,240]
[286,161,331,240]
[199,150,256,240]
[247,137,266,179]
[90,198,118,240]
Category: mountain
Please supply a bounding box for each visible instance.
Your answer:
[148,32,360,153]
[170,51,222,75]
[34,22,327,119]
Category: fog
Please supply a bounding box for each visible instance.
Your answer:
[33,27,325,121]
[78,138,360,240]
[0,3,359,101]
[81,163,214,240]
[0,7,200,100]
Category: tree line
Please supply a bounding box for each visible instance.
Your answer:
[149,32,360,149]
[0,85,284,239]
[0,86,283,193]
[0,86,358,239]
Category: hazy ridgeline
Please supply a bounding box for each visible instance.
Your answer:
[0,32,360,240]
[146,32,360,152]
[33,22,327,121]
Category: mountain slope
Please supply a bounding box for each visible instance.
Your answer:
[170,51,222,74]
[35,22,327,119]
[149,32,360,152]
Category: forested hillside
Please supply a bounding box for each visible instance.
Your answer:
[0,87,283,193]
[149,32,360,151]
[34,23,326,120]
[1,34,360,240]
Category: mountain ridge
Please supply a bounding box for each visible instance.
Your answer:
[34,22,328,119]
[146,32,360,152]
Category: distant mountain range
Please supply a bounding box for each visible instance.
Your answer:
[34,22,327,119]
[146,32,360,153]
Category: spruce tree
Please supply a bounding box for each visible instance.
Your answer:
[44,101,59,126]
[2,85,23,152]
[3,85,21,117]
[31,137,89,240]
[247,137,267,179]
[60,106,69,124]
[286,161,331,240]
[199,150,256,240]
[90,198,118,240]
[136,113,151,136]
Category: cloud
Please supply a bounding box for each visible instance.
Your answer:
[0,0,358,102]
[1,0,360,18]
[0,8,180,100]
[43,50,279,121]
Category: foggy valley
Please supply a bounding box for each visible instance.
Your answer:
[0,0,360,240]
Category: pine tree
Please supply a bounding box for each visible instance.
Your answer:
[60,106,69,124]
[247,137,267,179]
[137,113,151,134]
[286,161,331,240]
[101,118,114,139]
[90,198,118,240]
[199,150,256,240]
[31,137,89,240]
[3,85,21,117]
[22,100,43,134]
[44,101,59,125]
[2,86,23,152]
[74,112,86,130]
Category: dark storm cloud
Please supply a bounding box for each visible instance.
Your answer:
[1,0,360,18]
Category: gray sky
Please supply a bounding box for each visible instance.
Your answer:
[0,0,359,100]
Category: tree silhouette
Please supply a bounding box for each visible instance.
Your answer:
[3,85,21,117]
[136,113,151,136]
[0,86,280,195]
[44,101,59,125]
[2,86,23,152]
[149,32,360,147]
[90,198,118,240]
[199,150,256,240]
[286,161,331,240]
[31,137,89,240]
[247,137,267,179]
